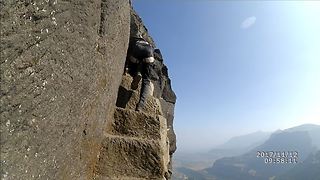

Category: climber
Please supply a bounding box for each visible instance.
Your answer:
[126,35,155,111]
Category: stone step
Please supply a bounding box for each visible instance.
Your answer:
[108,107,166,140]
[116,74,163,115]
[94,176,163,180]
[95,135,167,179]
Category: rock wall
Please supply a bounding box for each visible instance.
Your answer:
[0,0,130,179]
[94,8,177,180]
[1,0,176,179]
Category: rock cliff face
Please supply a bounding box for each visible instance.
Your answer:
[0,0,176,179]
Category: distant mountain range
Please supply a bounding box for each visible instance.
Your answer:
[206,130,315,180]
[173,131,271,171]
[172,124,320,180]
[214,131,271,151]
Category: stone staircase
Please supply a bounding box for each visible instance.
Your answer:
[94,74,170,180]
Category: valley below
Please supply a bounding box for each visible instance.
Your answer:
[172,124,320,180]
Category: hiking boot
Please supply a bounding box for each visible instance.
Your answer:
[135,102,143,112]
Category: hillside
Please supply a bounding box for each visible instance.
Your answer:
[205,124,319,180]
[274,150,320,180]
[281,124,320,148]
[173,124,320,180]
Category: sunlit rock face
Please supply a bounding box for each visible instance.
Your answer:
[94,7,177,180]
[1,0,176,179]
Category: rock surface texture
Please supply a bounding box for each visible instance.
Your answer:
[1,0,176,180]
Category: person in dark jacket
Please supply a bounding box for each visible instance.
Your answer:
[126,35,155,111]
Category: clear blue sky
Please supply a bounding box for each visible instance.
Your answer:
[133,1,320,152]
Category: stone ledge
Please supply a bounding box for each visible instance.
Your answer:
[95,135,166,179]
[109,108,165,140]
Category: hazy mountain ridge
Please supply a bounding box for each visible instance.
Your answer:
[206,131,315,180]
[274,150,320,180]
[173,131,271,171]
[215,131,271,150]
[281,124,320,148]
[173,124,320,180]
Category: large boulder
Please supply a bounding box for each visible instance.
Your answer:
[0,0,130,179]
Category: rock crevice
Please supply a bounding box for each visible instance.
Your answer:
[94,7,177,179]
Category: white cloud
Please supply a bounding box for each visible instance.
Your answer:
[241,16,257,29]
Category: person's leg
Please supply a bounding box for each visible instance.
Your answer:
[131,62,143,90]
[136,78,153,111]
[130,39,154,90]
